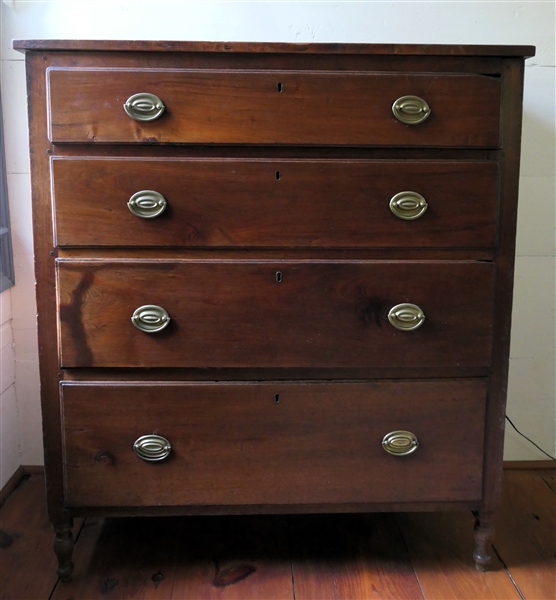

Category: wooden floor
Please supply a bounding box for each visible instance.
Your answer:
[0,469,554,599]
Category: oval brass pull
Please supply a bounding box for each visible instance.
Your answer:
[131,305,171,333]
[128,190,167,219]
[123,92,165,122]
[387,303,425,331]
[389,191,428,220]
[133,434,171,462]
[382,431,419,456]
[392,95,431,125]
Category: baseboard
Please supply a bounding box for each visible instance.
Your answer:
[0,465,46,508]
[22,465,45,475]
[0,466,25,508]
[504,460,556,470]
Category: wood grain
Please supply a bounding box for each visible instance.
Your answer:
[170,515,294,600]
[57,260,495,368]
[396,511,522,599]
[289,513,424,599]
[538,469,556,492]
[50,516,180,599]
[493,470,556,600]
[47,69,501,146]
[18,40,533,577]
[6,469,556,600]
[0,476,82,599]
[13,39,536,57]
[61,380,486,508]
[52,158,499,249]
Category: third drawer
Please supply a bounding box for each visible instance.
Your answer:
[57,259,495,368]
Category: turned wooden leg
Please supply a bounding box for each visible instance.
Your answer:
[473,510,495,571]
[53,518,75,581]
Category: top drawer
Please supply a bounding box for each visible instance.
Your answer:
[47,69,501,147]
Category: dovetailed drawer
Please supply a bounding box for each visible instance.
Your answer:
[47,68,501,147]
[56,259,495,369]
[51,158,499,249]
[62,379,486,507]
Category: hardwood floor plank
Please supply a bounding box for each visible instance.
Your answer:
[289,513,424,600]
[493,470,556,600]
[396,511,521,599]
[169,515,294,600]
[50,516,180,599]
[0,475,81,600]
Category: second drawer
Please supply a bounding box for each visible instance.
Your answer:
[57,259,495,368]
[51,158,499,249]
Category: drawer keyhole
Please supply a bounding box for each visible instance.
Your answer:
[275,170,281,180]
[277,82,283,93]
[275,271,283,283]
[274,394,280,403]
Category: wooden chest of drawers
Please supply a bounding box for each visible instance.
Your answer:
[14,40,534,579]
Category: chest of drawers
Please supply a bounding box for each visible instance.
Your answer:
[14,40,534,579]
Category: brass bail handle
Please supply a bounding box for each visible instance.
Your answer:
[124,92,165,122]
[382,431,419,456]
[128,190,168,219]
[387,303,425,331]
[389,191,428,220]
[133,434,172,462]
[392,95,431,125]
[131,305,171,333]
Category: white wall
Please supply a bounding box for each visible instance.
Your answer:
[0,289,20,488]
[0,0,554,473]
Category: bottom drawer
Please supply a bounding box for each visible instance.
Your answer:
[62,380,486,507]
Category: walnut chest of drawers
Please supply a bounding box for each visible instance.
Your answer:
[14,40,534,579]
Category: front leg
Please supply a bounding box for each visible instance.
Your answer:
[53,518,74,581]
[473,510,495,571]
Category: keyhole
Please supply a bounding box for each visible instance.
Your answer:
[275,271,283,283]
[277,82,283,93]
[275,170,281,180]
[274,394,280,403]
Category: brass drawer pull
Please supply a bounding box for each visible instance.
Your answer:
[131,305,171,333]
[389,191,428,220]
[392,95,431,125]
[133,434,171,461]
[127,190,167,219]
[382,431,419,456]
[123,92,165,122]
[387,303,425,331]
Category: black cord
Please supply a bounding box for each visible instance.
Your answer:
[505,415,556,460]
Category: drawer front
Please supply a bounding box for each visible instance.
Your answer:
[57,260,494,368]
[48,69,501,147]
[62,380,486,507]
[52,158,499,249]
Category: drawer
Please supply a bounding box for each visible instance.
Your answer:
[47,69,501,147]
[57,260,495,368]
[52,158,499,249]
[62,379,486,507]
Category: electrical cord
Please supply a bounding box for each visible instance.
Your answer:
[505,415,556,460]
